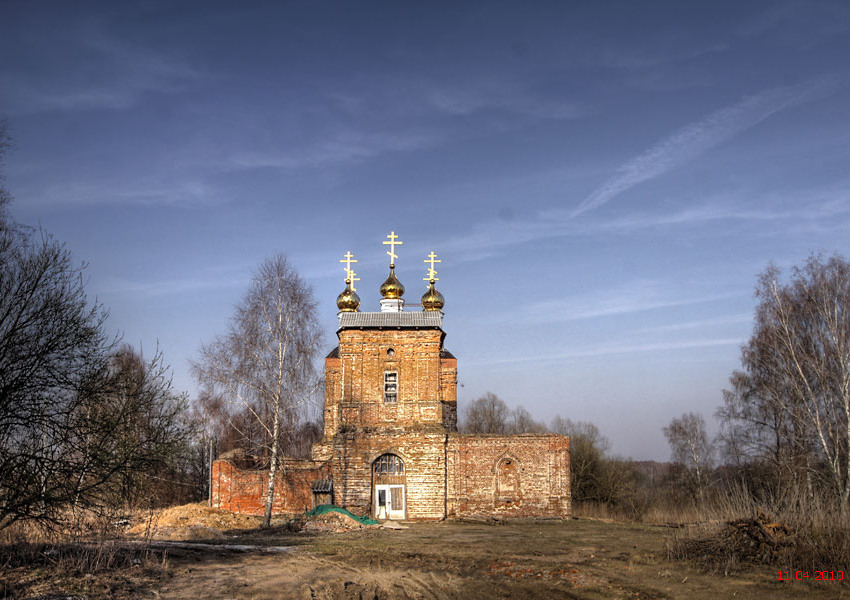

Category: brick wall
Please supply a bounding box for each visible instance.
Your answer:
[440,356,458,431]
[211,458,331,516]
[328,329,446,433]
[446,434,571,518]
[212,432,571,520]
[330,428,447,520]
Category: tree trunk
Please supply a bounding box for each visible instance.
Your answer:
[263,403,282,528]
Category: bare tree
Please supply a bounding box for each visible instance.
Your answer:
[193,255,322,527]
[663,412,713,501]
[0,224,189,528]
[99,345,191,509]
[0,118,11,216]
[551,416,610,502]
[0,121,193,529]
[461,392,509,433]
[0,227,111,530]
[720,255,850,511]
[507,406,548,434]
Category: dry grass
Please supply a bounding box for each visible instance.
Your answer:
[0,509,169,599]
[126,502,262,540]
[659,486,850,576]
[574,484,850,577]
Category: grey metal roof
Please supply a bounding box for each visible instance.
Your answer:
[311,479,333,493]
[338,311,443,329]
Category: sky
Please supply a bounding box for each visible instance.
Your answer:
[1,1,849,460]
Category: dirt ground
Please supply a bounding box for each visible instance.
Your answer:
[148,519,844,600]
[4,517,846,599]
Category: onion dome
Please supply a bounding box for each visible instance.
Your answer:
[336,280,360,312]
[421,280,445,312]
[379,266,405,299]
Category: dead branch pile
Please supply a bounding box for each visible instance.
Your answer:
[723,510,791,563]
[669,509,793,570]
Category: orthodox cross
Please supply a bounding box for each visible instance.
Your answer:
[348,269,360,292]
[383,231,403,267]
[423,251,441,282]
[339,251,357,282]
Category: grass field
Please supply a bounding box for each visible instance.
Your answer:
[4,517,844,599]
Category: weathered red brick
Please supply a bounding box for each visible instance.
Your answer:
[212,311,570,520]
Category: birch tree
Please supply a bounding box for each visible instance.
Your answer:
[663,412,713,501]
[721,255,850,510]
[193,255,322,527]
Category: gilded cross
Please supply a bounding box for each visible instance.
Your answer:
[383,231,403,266]
[423,251,441,282]
[339,251,357,281]
[348,269,360,292]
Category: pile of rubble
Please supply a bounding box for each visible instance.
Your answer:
[296,506,379,533]
[300,510,378,533]
[127,503,262,540]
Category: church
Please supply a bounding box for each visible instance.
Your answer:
[211,233,571,520]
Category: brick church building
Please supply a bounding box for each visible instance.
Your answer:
[211,234,571,520]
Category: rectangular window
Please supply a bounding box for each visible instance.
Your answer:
[383,371,398,403]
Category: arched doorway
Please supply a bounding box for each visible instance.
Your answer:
[372,453,405,520]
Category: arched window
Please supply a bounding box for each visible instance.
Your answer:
[373,453,404,475]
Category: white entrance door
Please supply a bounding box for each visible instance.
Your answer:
[374,484,405,520]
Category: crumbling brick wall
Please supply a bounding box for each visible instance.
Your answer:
[446,434,571,518]
[212,432,571,520]
[211,458,331,516]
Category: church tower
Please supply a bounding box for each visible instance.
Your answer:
[212,231,570,522]
[312,233,457,519]
[319,233,457,443]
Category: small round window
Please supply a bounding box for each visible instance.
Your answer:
[387,348,395,357]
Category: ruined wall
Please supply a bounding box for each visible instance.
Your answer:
[322,354,341,442]
[213,432,571,520]
[440,355,458,432]
[211,458,331,516]
[446,434,571,518]
[331,429,447,520]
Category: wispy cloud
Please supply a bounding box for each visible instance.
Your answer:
[99,274,247,297]
[225,128,441,171]
[571,77,841,217]
[26,177,223,208]
[435,182,850,266]
[2,24,203,116]
[513,280,736,324]
[634,313,752,334]
[428,85,583,120]
[467,337,743,366]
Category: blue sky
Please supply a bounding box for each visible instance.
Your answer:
[2,1,849,460]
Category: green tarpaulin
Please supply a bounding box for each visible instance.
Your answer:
[305,504,380,525]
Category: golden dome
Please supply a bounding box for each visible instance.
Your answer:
[421,280,445,312]
[336,280,360,312]
[379,266,405,299]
